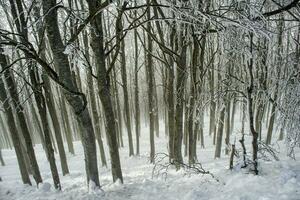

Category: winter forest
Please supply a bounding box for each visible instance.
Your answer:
[0,0,300,199]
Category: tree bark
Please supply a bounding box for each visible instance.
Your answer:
[43,0,100,186]
[30,64,61,190]
[188,36,199,165]
[86,0,123,183]
[215,106,225,159]
[134,21,140,155]
[82,31,107,167]
[120,40,134,156]
[0,41,42,185]
[0,149,5,166]
[146,0,155,163]
[0,78,31,185]
[173,35,187,167]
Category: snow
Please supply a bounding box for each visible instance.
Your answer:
[63,44,75,55]
[39,182,52,192]
[0,118,300,200]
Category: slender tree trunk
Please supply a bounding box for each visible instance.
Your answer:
[146,0,155,163]
[40,22,69,170]
[230,96,236,135]
[0,44,42,185]
[0,149,5,166]
[0,78,31,185]
[59,95,75,154]
[247,33,259,175]
[153,76,160,138]
[199,114,205,148]
[266,104,276,144]
[209,70,216,138]
[83,31,107,167]
[188,36,199,165]
[134,22,140,156]
[112,68,124,148]
[215,106,225,158]
[43,74,69,175]
[224,98,231,155]
[167,43,175,160]
[0,116,12,149]
[30,64,61,190]
[0,46,31,184]
[120,40,134,156]
[266,15,284,145]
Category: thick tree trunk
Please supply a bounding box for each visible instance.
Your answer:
[43,0,100,186]
[86,0,123,183]
[173,40,187,167]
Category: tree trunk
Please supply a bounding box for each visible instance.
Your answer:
[120,40,134,156]
[30,65,61,190]
[215,106,225,159]
[112,68,124,148]
[188,36,199,165]
[173,37,187,167]
[167,47,175,160]
[0,149,5,166]
[134,23,140,156]
[0,43,42,185]
[224,98,231,155]
[86,0,123,183]
[146,0,155,163]
[266,104,276,145]
[247,33,259,175]
[0,79,31,185]
[83,31,107,167]
[266,15,283,145]
[153,76,160,138]
[43,0,100,186]
[43,74,69,175]
[59,94,75,154]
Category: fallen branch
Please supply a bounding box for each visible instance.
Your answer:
[152,153,219,182]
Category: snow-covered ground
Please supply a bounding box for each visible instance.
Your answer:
[1,118,300,200]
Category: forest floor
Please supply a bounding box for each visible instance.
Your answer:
[1,118,300,200]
